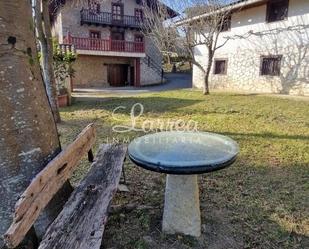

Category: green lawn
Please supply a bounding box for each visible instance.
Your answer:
[59,91,309,249]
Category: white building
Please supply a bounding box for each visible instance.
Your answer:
[192,0,309,96]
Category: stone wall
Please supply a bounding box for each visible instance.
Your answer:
[145,37,162,67]
[51,0,164,87]
[193,0,309,96]
[73,55,133,88]
[53,0,146,42]
[73,53,163,88]
[140,37,163,85]
[193,44,309,95]
[59,2,138,41]
[140,61,162,86]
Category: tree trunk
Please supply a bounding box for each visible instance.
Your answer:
[0,1,71,248]
[203,49,213,95]
[35,0,61,123]
[167,53,171,65]
[189,61,193,71]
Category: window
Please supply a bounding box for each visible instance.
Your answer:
[135,9,143,19]
[135,35,144,43]
[96,3,100,13]
[266,0,289,22]
[134,35,144,52]
[214,59,228,75]
[260,56,282,76]
[218,15,231,32]
[89,31,101,48]
[112,3,123,21]
[89,31,100,39]
[88,0,100,13]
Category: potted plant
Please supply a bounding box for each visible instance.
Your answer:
[55,62,69,107]
[57,81,69,107]
[54,41,76,107]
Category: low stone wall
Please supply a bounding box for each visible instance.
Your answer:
[141,38,163,86]
[140,60,162,86]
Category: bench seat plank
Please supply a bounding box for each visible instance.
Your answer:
[38,144,127,249]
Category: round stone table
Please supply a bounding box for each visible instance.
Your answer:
[128,131,239,237]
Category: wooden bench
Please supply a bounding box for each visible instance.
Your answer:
[4,124,127,249]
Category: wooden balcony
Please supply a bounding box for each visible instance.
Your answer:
[64,35,145,56]
[80,8,145,29]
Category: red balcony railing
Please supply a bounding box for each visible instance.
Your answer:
[65,36,145,53]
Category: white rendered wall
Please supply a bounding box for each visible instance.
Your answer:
[193,0,309,95]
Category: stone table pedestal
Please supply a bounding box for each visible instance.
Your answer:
[128,131,239,238]
[162,174,201,237]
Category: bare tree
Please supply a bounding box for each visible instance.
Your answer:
[142,0,239,94]
[0,1,72,247]
[34,0,61,123]
[34,0,102,123]
[34,0,103,123]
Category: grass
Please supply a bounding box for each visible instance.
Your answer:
[58,90,309,249]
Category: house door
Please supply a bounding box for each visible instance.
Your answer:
[108,65,128,87]
[130,66,135,86]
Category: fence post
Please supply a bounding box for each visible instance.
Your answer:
[67,32,72,44]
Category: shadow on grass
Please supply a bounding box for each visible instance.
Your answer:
[62,96,203,114]
[219,131,309,141]
[229,93,261,97]
[102,160,309,249]
[208,161,309,248]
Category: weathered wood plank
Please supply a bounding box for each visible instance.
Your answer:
[4,124,96,248]
[38,144,127,249]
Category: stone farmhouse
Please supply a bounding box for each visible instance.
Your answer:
[192,0,309,96]
[49,0,177,88]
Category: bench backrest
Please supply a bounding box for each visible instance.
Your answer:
[4,124,96,248]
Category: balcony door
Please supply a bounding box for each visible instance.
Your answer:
[112,3,123,23]
[111,32,124,51]
[111,32,124,41]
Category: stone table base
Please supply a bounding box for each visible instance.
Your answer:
[162,174,201,237]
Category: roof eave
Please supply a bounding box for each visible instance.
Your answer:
[175,0,266,26]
